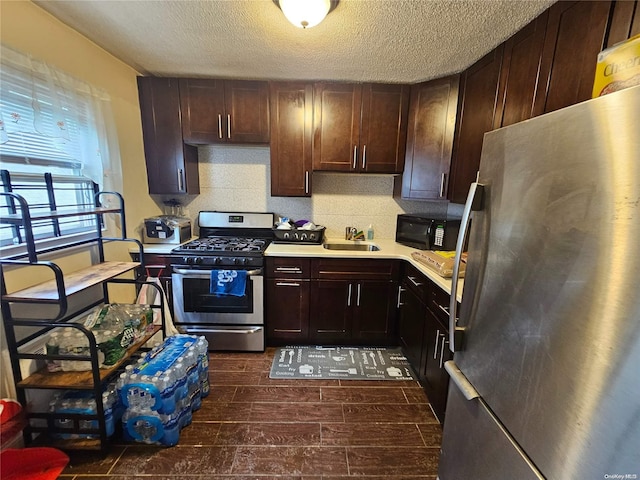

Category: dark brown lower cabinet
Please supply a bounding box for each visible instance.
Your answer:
[265,257,398,346]
[397,263,452,423]
[265,278,310,344]
[309,278,397,345]
[422,308,452,424]
[397,279,427,375]
[265,257,311,344]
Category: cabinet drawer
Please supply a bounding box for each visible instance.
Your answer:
[428,285,452,324]
[402,262,431,301]
[311,259,398,280]
[266,257,311,278]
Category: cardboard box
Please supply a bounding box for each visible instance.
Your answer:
[592,34,640,97]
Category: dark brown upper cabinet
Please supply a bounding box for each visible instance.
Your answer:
[494,11,549,129]
[269,81,313,197]
[534,1,612,115]
[137,76,199,195]
[605,0,639,48]
[448,47,504,204]
[396,75,460,200]
[312,82,410,174]
[180,79,270,144]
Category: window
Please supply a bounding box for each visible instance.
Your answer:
[0,44,122,257]
[0,170,98,250]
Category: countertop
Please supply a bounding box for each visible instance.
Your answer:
[132,237,464,302]
[265,238,464,302]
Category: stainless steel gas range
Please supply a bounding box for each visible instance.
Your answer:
[170,211,274,351]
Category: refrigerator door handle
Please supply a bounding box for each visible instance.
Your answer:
[445,360,479,401]
[449,182,484,352]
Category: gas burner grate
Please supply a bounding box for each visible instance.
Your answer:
[177,236,270,254]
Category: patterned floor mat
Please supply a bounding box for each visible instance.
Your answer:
[269,346,417,380]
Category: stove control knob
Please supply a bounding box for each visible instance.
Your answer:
[283,232,290,239]
[301,233,308,240]
[183,257,192,265]
[233,257,240,265]
[241,258,249,265]
[213,257,222,265]
[194,257,203,265]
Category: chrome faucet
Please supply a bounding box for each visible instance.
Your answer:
[345,227,357,240]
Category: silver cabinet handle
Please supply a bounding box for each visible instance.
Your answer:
[275,267,302,273]
[227,113,231,139]
[218,114,223,139]
[352,145,358,169]
[188,326,262,335]
[356,283,361,307]
[439,335,448,368]
[408,276,423,287]
[362,144,367,170]
[440,173,446,197]
[449,182,484,352]
[276,282,300,287]
[305,171,310,194]
[347,283,352,307]
[397,286,405,307]
[177,169,184,191]
[433,330,442,359]
[437,304,450,317]
[445,361,479,400]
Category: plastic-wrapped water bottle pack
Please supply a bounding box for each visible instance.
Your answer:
[49,381,123,439]
[116,334,209,446]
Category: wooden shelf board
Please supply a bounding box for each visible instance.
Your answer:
[30,433,104,451]
[3,261,140,302]
[17,325,161,389]
[0,206,122,225]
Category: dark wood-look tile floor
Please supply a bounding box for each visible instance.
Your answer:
[60,348,441,479]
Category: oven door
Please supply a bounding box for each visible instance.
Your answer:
[171,267,264,351]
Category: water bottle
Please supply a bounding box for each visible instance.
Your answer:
[122,408,164,444]
[46,331,62,372]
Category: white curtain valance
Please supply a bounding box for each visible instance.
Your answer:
[0,44,122,193]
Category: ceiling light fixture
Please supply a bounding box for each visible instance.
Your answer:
[274,0,339,29]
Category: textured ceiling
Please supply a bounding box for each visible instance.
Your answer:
[34,0,557,83]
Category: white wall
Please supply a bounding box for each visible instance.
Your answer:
[161,145,463,240]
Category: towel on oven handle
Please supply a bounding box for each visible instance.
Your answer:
[210,269,247,296]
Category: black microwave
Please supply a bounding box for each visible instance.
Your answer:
[396,214,461,251]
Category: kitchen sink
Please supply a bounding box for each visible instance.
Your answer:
[322,242,380,251]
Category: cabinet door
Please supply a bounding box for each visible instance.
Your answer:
[448,47,503,204]
[137,77,199,195]
[534,1,612,115]
[397,283,426,378]
[265,279,310,343]
[352,280,397,345]
[225,80,270,143]
[179,78,226,144]
[494,12,549,128]
[604,0,639,48]
[359,84,410,173]
[269,82,313,196]
[312,83,362,172]
[398,76,459,199]
[309,280,352,343]
[422,312,450,422]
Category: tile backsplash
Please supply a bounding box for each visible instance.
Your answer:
[171,145,464,239]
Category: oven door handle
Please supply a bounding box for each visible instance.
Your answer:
[186,327,263,335]
[172,267,262,277]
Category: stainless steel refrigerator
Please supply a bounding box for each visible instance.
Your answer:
[438,85,640,479]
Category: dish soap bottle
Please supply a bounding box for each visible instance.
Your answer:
[367,224,374,240]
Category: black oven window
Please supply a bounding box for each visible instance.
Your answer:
[182,277,253,313]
